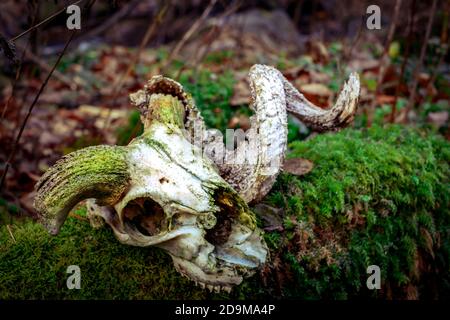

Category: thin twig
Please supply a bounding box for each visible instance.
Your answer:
[111,3,170,95]
[1,2,40,119]
[191,0,241,70]
[390,0,416,123]
[340,2,367,84]
[1,40,30,119]
[69,212,89,222]
[344,14,365,64]
[101,2,171,132]
[162,0,218,72]
[15,42,78,90]
[10,0,84,42]
[0,31,76,191]
[428,9,449,92]
[74,0,141,44]
[6,225,16,243]
[405,0,438,120]
[367,0,402,127]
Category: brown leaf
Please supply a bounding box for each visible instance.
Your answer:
[308,40,329,64]
[20,191,36,214]
[406,284,419,300]
[299,83,332,108]
[230,77,250,106]
[300,83,332,97]
[376,94,396,105]
[427,111,448,127]
[253,203,284,231]
[282,158,314,176]
[227,114,250,130]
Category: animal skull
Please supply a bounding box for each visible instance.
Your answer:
[34,65,360,291]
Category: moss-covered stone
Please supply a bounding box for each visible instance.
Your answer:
[1,125,449,299]
[260,125,450,299]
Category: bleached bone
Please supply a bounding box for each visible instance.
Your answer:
[34,64,359,289]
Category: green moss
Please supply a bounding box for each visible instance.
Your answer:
[145,94,186,129]
[0,215,208,299]
[34,145,130,233]
[1,125,449,299]
[204,50,234,64]
[116,110,143,146]
[262,125,450,299]
[179,69,237,133]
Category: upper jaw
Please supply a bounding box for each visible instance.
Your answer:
[170,224,268,289]
[215,227,268,269]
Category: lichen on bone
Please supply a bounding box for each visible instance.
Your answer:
[34,64,359,291]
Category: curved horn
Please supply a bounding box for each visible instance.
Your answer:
[34,145,130,235]
[283,71,360,131]
[129,75,207,141]
[211,65,360,203]
[212,65,289,203]
[129,66,360,204]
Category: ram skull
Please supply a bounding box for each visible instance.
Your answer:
[34,64,359,292]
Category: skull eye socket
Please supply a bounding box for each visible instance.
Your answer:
[205,188,241,246]
[123,197,166,236]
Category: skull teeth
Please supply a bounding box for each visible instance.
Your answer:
[222,286,232,293]
[178,270,232,294]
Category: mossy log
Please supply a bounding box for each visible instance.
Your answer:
[1,125,448,299]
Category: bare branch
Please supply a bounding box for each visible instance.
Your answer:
[0,31,76,191]
[162,0,218,71]
[367,0,403,127]
[10,0,84,42]
[405,0,438,116]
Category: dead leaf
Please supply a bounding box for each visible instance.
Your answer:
[406,284,419,300]
[308,40,329,64]
[348,58,378,72]
[376,95,396,105]
[310,70,330,83]
[253,203,284,231]
[20,191,36,214]
[282,66,311,82]
[228,114,250,130]
[282,158,314,176]
[300,83,332,97]
[427,111,448,127]
[230,75,250,106]
[297,83,332,108]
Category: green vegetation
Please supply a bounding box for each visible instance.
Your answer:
[116,69,240,143]
[262,125,450,299]
[116,110,143,146]
[1,125,448,299]
[179,69,236,132]
[0,209,207,299]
